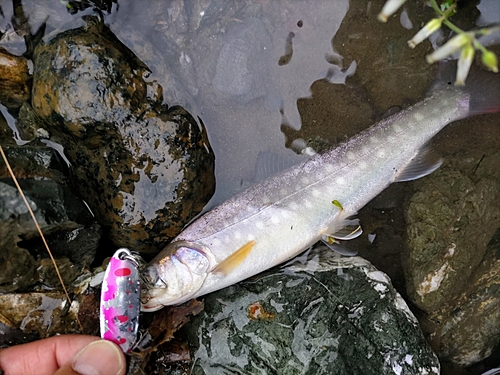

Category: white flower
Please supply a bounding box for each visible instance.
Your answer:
[408,18,442,48]
[378,0,407,23]
[455,43,474,86]
[426,33,471,64]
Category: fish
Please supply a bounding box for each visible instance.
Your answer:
[140,70,500,312]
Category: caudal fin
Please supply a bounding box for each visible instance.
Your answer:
[464,68,500,115]
[433,63,500,116]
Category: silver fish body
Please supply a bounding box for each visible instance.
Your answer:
[141,87,473,311]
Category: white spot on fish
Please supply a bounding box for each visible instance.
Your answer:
[347,152,356,161]
[301,176,310,185]
[377,150,386,158]
[335,177,346,186]
[312,189,320,197]
[304,200,313,209]
[358,161,368,169]
[262,196,271,204]
[414,113,425,121]
[247,234,255,241]
[234,231,242,240]
[256,221,265,229]
[361,145,370,154]
[289,201,299,210]
[370,137,378,144]
[324,163,335,173]
[271,215,280,224]
[280,188,288,196]
[224,236,231,243]
[212,238,222,246]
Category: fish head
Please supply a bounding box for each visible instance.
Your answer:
[140,241,212,311]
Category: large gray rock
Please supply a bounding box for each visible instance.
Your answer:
[184,246,440,375]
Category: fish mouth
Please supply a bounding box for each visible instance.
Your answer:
[141,298,163,312]
[139,266,162,306]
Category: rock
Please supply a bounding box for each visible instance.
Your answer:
[0,47,30,107]
[0,116,101,292]
[404,151,500,366]
[0,177,101,292]
[0,182,38,293]
[404,156,500,313]
[420,229,500,367]
[31,17,215,253]
[183,246,440,375]
[0,291,100,347]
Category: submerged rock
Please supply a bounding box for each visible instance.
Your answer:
[31,17,215,253]
[183,246,439,375]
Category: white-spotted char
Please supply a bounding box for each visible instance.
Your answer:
[141,75,500,311]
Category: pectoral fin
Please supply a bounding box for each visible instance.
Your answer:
[321,238,359,256]
[394,144,442,182]
[325,222,363,241]
[213,240,256,275]
[321,220,363,257]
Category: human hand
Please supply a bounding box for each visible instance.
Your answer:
[0,335,126,375]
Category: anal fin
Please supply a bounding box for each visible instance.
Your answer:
[213,240,256,275]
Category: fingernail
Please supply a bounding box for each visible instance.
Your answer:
[72,340,124,375]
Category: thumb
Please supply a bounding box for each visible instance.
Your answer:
[54,340,126,375]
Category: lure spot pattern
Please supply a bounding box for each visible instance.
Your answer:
[100,249,141,353]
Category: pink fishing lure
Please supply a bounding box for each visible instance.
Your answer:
[100,248,141,353]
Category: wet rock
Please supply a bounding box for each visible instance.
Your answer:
[425,230,500,367]
[184,246,440,375]
[404,151,500,366]
[0,290,100,347]
[0,177,101,292]
[0,115,101,292]
[31,17,215,253]
[0,181,38,293]
[0,47,30,108]
[404,153,500,313]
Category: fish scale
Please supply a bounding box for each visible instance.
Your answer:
[141,82,496,311]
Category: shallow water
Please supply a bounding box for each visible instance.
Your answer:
[1,0,500,373]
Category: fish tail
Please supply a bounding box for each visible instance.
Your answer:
[465,68,500,115]
[432,63,500,116]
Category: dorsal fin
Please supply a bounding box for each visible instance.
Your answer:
[213,240,256,275]
[394,145,443,182]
